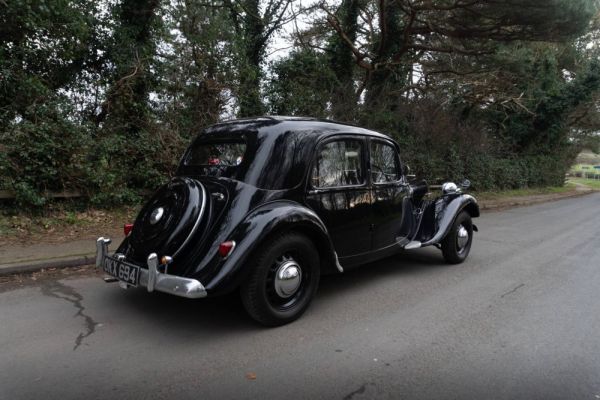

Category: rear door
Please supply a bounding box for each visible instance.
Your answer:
[305,136,372,258]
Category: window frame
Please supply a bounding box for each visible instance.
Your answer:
[308,135,369,191]
[368,138,403,186]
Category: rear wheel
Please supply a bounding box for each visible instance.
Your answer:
[441,211,473,264]
[241,232,320,326]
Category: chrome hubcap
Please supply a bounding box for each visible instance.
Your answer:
[274,260,302,298]
[457,224,469,251]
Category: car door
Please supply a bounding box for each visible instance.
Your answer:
[369,138,410,250]
[305,136,372,259]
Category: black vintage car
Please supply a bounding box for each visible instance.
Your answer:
[96,117,479,325]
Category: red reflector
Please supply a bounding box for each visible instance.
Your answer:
[124,223,134,236]
[218,241,236,258]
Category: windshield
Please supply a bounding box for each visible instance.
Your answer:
[183,141,247,178]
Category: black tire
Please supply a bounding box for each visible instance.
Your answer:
[441,211,473,264]
[240,232,320,326]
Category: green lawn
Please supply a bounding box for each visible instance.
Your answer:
[568,177,600,189]
[571,163,600,172]
[474,184,576,201]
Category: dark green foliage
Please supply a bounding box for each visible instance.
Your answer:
[485,46,600,153]
[0,0,100,206]
[268,49,336,117]
[0,97,92,206]
[2,0,600,208]
[159,0,234,137]
[224,0,293,117]
[90,0,165,204]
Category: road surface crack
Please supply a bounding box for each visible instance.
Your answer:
[41,281,98,350]
[501,283,525,298]
[343,383,373,400]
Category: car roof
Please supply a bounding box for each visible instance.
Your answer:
[203,116,394,142]
[181,116,399,190]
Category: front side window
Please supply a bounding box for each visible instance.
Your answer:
[370,141,400,183]
[312,139,365,188]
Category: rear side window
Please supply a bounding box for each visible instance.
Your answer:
[370,141,400,183]
[312,139,365,188]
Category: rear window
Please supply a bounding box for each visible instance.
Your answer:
[178,128,308,189]
[184,141,246,178]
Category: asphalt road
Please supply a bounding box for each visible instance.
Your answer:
[2,193,600,400]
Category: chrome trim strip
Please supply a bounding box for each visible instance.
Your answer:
[339,239,401,259]
[334,252,344,273]
[173,181,207,258]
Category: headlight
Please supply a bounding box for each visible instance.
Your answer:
[442,182,458,195]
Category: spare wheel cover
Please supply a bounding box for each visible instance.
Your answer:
[129,177,207,259]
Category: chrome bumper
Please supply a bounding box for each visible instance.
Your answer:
[96,237,207,299]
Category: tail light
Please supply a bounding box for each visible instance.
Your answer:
[218,241,236,258]
[124,223,134,236]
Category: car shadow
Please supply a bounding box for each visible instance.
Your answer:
[318,247,445,294]
[107,247,447,336]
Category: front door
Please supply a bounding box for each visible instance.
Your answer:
[305,137,372,259]
[369,139,410,250]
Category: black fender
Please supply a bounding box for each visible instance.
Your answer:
[204,200,341,295]
[421,194,479,247]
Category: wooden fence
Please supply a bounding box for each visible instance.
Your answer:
[0,190,83,200]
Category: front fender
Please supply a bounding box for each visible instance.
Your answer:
[204,200,340,295]
[421,194,479,247]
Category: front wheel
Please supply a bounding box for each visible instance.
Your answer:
[441,211,473,264]
[240,232,320,326]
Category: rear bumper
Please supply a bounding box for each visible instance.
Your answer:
[96,237,207,299]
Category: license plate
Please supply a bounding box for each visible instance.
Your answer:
[103,256,140,286]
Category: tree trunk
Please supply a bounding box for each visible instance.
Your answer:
[97,0,161,135]
[237,0,265,117]
[362,0,407,127]
[329,0,361,122]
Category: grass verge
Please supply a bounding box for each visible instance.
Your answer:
[474,183,576,202]
[0,182,590,245]
[0,205,141,245]
[567,177,600,189]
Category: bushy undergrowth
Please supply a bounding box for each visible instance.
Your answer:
[390,100,573,191]
[0,104,574,209]
[0,106,185,208]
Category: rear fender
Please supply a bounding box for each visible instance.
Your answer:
[421,194,479,247]
[204,200,340,294]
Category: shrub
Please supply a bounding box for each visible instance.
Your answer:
[0,98,92,207]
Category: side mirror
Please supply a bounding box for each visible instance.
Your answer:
[401,164,411,176]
